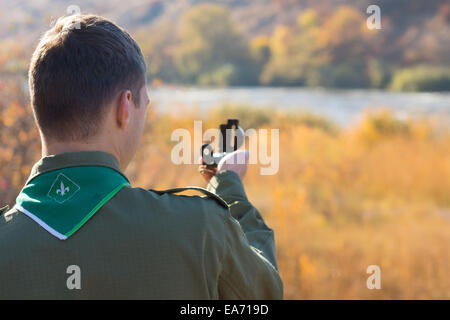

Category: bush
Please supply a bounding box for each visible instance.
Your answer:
[308,63,371,89]
[390,66,450,92]
[208,104,275,129]
[208,104,338,134]
[197,64,237,86]
[355,110,411,146]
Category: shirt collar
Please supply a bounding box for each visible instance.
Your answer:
[26,151,129,185]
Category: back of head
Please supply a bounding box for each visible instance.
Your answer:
[29,14,146,142]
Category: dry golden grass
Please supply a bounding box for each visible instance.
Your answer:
[127,106,450,299]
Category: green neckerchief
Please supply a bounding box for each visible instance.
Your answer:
[15,166,129,240]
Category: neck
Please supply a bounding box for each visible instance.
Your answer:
[41,136,122,170]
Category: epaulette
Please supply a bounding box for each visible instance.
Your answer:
[149,186,229,209]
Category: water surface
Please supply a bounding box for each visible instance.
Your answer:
[150,86,450,126]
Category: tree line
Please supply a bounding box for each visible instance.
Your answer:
[135,3,450,91]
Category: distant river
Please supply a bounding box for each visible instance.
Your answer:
[150,86,450,126]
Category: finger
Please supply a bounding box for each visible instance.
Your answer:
[199,170,215,183]
[199,168,217,175]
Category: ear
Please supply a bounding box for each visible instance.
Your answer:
[116,90,132,129]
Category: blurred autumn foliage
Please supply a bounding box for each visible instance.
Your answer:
[1,71,450,298]
[1,1,449,90]
[129,104,450,299]
[132,2,450,90]
[1,0,449,299]
[0,76,40,203]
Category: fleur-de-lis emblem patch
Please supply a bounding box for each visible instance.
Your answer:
[56,181,70,196]
[47,173,80,204]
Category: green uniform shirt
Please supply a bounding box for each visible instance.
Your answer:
[0,151,283,299]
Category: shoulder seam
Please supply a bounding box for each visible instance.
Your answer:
[149,186,229,209]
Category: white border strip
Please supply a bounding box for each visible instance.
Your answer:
[13,204,67,240]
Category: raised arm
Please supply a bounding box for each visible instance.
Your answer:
[201,151,283,299]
